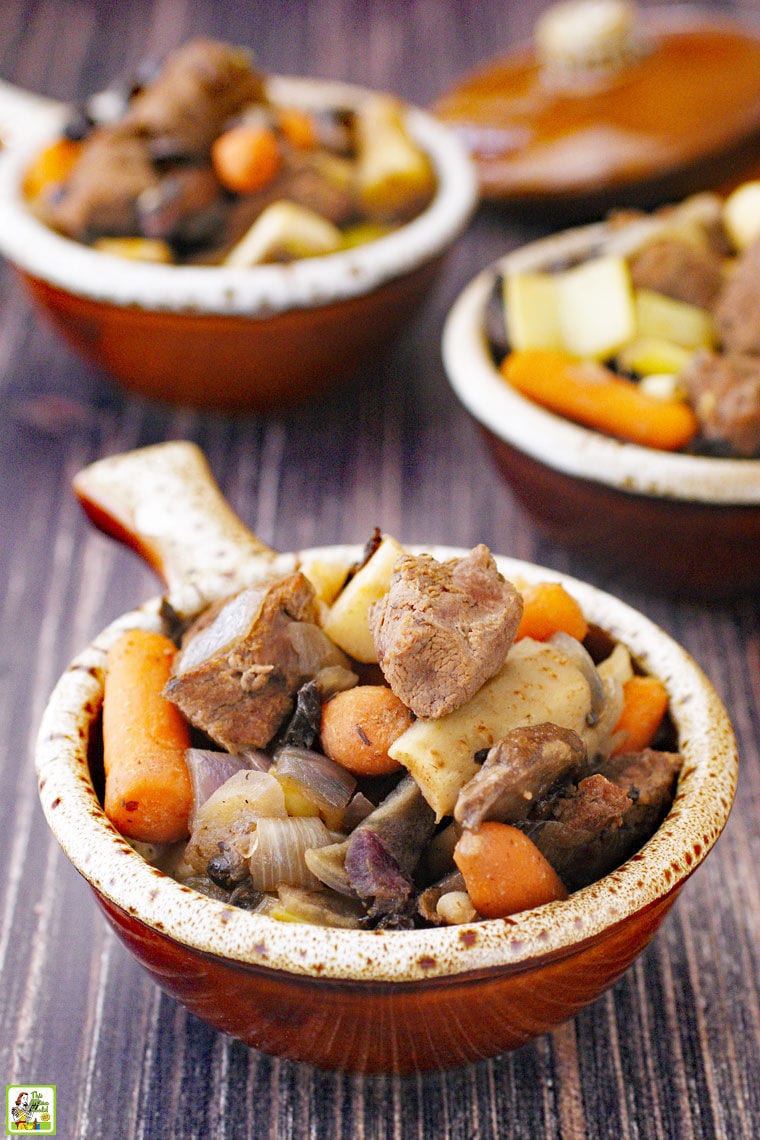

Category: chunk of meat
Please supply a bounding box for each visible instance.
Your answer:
[454,722,588,831]
[526,748,682,890]
[681,349,760,456]
[125,38,264,160]
[165,571,319,751]
[602,747,684,838]
[369,545,523,718]
[37,124,158,241]
[629,236,724,309]
[715,236,760,354]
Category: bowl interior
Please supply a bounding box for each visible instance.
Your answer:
[442,224,760,506]
[0,76,478,317]
[35,545,737,983]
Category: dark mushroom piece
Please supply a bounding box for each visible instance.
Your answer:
[454,722,589,831]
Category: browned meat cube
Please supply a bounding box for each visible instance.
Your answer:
[682,349,760,456]
[454,722,588,831]
[165,571,319,751]
[629,236,724,309]
[369,545,523,718]
[715,236,760,354]
[527,748,682,890]
[126,38,264,159]
[37,124,157,241]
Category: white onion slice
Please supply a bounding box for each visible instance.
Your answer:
[185,748,252,828]
[248,816,333,891]
[272,746,356,812]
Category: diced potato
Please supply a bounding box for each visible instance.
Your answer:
[557,255,637,359]
[298,554,351,606]
[93,237,174,263]
[354,94,435,222]
[723,180,760,251]
[224,201,342,267]
[504,271,563,352]
[634,288,715,350]
[616,335,693,377]
[388,638,597,820]
[321,536,406,663]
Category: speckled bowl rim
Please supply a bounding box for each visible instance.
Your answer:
[35,544,737,984]
[442,223,760,505]
[0,76,478,316]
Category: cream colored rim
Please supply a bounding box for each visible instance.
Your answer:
[442,224,760,505]
[35,545,737,983]
[0,77,478,316]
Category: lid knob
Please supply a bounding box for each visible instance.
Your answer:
[535,0,641,74]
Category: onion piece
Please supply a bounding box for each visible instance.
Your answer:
[248,816,333,891]
[185,748,253,828]
[177,588,262,673]
[303,841,354,895]
[314,664,358,698]
[183,769,287,873]
[550,631,606,721]
[272,745,356,827]
[272,884,365,928]
[286,620,353,676]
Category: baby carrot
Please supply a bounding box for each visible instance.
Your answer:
[500,349,698,451]
[102,628,192,844]
[516,581,588,643]
[454,821,568,919]
[211,125,282,194]
[320,685,412,776]
[611,674,669,755]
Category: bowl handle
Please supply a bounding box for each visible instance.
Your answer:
[0,79,67,150]
[73,442,278,606]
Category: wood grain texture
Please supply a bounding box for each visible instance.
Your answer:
[1,0,759,1136]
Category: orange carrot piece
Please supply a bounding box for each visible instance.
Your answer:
[211,125,281,194]
[500,348,698,451]
[516,581,588,643]
[320,685,412,776]
[23,137,81,200]
[277,107,317,150]
[454,821,568,919]
[611,674,669,755]
[102,628,192,844]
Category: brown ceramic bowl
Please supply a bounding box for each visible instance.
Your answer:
[35,442,737,1073]
[0,76,477,412]
[442,221,760,600]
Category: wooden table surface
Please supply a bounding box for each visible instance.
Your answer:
[2,1,759,1136]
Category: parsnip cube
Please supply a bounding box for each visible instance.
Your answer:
[634,288,715,350]
[388,638,597,820]
[224,201,342,267]
[504,271,563,351]
[299,554,351,606]
[557,254,636,359]
[723,180,760,251]
[355,95,435,222]
[321,536,406,662]
[616,335,693,376]
[94,237,173,263]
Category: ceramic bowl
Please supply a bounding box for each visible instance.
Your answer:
[0,76,477,412]
[35,442,737,1073]
[442,222,760,599]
